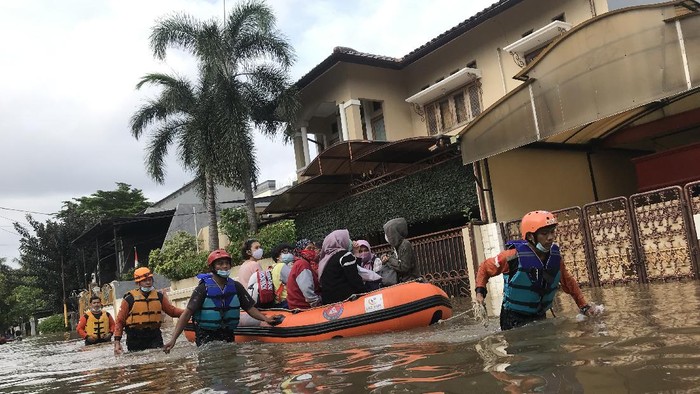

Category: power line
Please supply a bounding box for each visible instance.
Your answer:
[0,227,20,236]
[0,206,56,216]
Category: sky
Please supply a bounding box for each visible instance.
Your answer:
[0,0,496,264]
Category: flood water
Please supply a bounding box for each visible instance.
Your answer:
[2,281,700,393]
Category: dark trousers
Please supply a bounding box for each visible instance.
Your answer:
[125,327,163,351]
[84,337,111,346]
[500,308,546,331]
[195,327,235,347]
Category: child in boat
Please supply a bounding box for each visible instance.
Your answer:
[318,230,366,304]
[286,239,322,310]
[269,243,294,308]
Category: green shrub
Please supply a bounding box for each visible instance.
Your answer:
[219,207,249,248]
[38,314,67,334]
[149,232,209,281]
[224,219,296,261]
[255,220,296,258]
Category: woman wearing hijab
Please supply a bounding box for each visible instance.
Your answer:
[318,230,366,304]
[355,240,393,290]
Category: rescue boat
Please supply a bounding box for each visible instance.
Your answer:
[184,281,452,343]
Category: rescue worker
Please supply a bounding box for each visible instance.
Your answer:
[474,210,598,330]
[113,267,183,354]
[77,296,115,345]
[163,249,283,351]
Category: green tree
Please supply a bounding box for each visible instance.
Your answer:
[219,207,250,248]
[130,71,226,251]
[148,232,209,281]
[62,182,151,220]
[147,0,299,237]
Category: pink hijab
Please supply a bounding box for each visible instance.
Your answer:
[318,229,351,279]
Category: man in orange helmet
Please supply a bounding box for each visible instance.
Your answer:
[113,267,183,354]
[474,210,597,330]
[163,249,283,352]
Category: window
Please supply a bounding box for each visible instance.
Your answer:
[524,46,546,65]
[424,81,482,135]
[371,116,386,141]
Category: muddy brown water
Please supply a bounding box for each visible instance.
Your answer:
[1,281,700,393]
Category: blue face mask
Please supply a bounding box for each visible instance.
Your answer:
[280,253,295,264]
[535,242,550,253]
[216,270,231,278]
[140,286,154,292]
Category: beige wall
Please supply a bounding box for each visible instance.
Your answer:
[590,150,640,199]
[488,148,596,222]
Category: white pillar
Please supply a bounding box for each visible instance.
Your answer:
[300,126,311,165]
[338,103,349,141]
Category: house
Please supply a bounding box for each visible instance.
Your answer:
[267,0,700,297]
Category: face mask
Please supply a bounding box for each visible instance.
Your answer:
[252,248,264,260]
[140,286,154,292]
[360,251,372,264]
[281,253,295,264]
[216,269,231,278]
[535,242,550,253]
[348,241,354,252]
[90,307,101,313]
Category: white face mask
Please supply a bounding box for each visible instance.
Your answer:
[216,269,231,278]
[140,286,154,292]
[536,242,550,253]
[280,253,295,264]
[252,248,264,260]
[90,306,101,313]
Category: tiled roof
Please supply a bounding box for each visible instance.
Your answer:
[296,0,523,89]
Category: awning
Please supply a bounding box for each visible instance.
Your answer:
[265,137,456,214]
[458,1,700,164]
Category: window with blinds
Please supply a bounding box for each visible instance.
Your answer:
[424,81,482,135]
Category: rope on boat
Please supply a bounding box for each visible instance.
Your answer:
[438,302,489,327]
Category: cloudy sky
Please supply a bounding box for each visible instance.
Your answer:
[0,0,495,263]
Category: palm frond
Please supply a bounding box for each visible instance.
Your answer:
[145,119,186,183]
[150,13,203,60]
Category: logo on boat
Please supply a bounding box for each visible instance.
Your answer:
[322,304,344,320]
[364,294,384,313]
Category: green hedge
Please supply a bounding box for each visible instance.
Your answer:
[224,219,296,261]
[295,158,477,241]
[38,314,67,334]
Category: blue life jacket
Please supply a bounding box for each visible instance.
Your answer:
[192,273,241,331]
[503,240,561,316]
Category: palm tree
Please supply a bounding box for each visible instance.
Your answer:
[149,0,299,233]
[130,73,225,250]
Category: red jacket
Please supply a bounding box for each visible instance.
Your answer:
[286,257,321,309]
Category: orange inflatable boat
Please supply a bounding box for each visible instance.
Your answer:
[184,281,452,343]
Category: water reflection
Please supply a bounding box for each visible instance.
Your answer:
[1,282,700,393]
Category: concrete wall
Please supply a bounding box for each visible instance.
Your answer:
[487,148,595,222]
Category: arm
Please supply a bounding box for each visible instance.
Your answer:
[559,260,588,309]
[384,242,415,274]
[161,293,184,318]
[76,315,88,339]
[107,313,116,334]
[296,269,321,306]
[235,281,281,325]
[341,255,366,293]
[113,298,131,355]
[162,308,193,354]
[474,249,516,303]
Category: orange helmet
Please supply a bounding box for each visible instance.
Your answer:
[520,210,558,239]
[133,267,153,282]
[207,249,232,267]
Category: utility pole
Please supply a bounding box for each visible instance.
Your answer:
[193,206,199,252]
[60,254,68,329]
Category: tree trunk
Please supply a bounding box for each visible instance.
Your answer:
[205,172,219,251]
[241,164,259,234]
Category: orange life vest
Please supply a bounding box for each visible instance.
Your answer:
[125,289,162,328]
[84,311,111,339]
